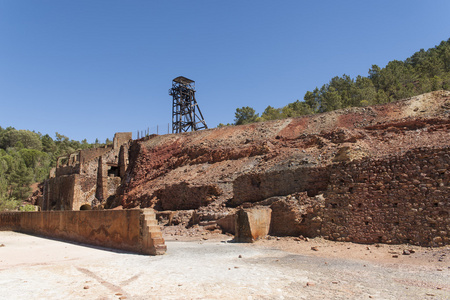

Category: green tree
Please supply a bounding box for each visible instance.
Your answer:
[376,89,389,104]
[0,196,19,211]
[319,86,342,112]
[368,64,382,89]
[354,76,377,105]
[234,106,259,125]
[327,75,356,108]
[260,106,282,121]
[19,148,51,182]
[0,156,9,200]
[9,160,33,200]
[217,123,232,128]
[304,88,320,113]
[281,100,313,118]
[41,134,56,153]
[0,128,42,150]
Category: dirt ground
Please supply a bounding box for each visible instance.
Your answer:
[0,231,448,300]
[163,225,450,268]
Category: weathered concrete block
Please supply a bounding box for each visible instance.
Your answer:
[235,207,271,242]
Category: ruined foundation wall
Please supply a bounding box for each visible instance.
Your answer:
[55,165,80,177]
[107,177,121,200]
[321,147,450,246]
[0,209,166,255]
[43,175,76,210]
[73,175,97,209]
[232,147,449,246]
[154,183,222,210]
[79,147,112,164]
[231,166,329,206]
[44,175,96,210]
[113,132,132,150]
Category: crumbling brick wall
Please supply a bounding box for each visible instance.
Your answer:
[321,147,450,246]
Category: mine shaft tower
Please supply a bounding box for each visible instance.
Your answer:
[169,76,208,134]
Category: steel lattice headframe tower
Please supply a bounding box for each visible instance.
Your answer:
[169,76,208,134]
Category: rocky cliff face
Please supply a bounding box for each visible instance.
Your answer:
[114,91,450,246]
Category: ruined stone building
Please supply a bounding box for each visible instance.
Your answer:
[42,132,132,210]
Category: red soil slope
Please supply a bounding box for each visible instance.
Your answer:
[115,91,450,226]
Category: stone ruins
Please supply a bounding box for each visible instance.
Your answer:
[30,91,450,248]
[43,132,132,211]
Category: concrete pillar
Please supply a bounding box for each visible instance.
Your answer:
[235,207,272,242]
[95,156,108,201]
[119,144,128,178]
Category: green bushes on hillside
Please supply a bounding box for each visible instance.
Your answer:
[233,38,450,125]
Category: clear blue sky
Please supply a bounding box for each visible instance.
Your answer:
[1,1,449,142]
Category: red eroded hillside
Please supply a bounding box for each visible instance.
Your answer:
[115,91,449,217]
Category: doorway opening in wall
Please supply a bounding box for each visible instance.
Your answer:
[80,204,92,210]
[108,166,119,177]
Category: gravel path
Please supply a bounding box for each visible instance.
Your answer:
[0,232,448,299]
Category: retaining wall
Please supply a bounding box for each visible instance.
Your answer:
[233,147,449,247]
[0,209,166,255]
[322,147,450,246]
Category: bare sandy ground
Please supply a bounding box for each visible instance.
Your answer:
[0,231,448,299]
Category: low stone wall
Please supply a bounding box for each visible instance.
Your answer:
[322,147,450,246]
[0,209,166,255]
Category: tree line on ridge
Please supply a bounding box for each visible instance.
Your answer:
[230,38,450,126]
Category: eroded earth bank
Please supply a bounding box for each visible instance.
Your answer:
[112,91,450,247]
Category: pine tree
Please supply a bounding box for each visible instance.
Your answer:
[9,161,33,200]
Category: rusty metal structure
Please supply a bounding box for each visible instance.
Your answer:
[169,76,208,134]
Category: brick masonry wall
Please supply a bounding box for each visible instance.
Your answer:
[321,146,450,246]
